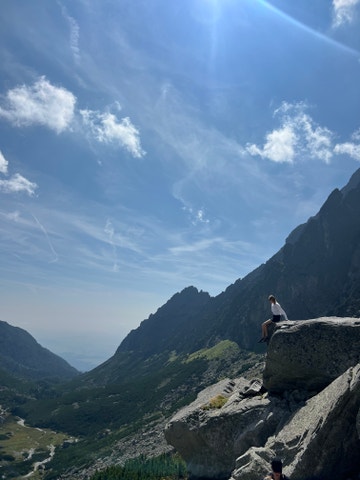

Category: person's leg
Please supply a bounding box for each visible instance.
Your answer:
[261,319,272,339]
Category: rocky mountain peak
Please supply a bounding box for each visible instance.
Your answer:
[341,166,360,196]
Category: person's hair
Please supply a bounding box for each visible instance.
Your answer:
[268,295,276,301]
[271,458,283,473]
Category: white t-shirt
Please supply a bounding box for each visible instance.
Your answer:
[271,302,288,320]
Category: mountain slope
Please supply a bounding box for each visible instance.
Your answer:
[10,167,360,479]
[0,320,79,381]
[119,286,212,356]
[124,167,360,354]
[24,167,360,407]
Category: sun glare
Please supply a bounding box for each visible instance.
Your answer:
[259,0,360,57]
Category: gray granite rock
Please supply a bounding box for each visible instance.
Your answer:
[232,364,360,480]
[165,378,290,479]
[263,317,360,393]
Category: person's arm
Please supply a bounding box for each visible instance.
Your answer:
[280,306,288,320]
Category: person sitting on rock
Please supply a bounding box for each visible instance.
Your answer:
[259,295,288,343]
[263,457,290,480]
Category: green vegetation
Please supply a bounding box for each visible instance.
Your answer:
[0,414,70,479]
[186,340,240,362]
[4,341,261,479]
[90,453,187,480]
[201,394,228,410]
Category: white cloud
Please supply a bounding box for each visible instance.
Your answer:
[169,237,220,255]
[182,206,210,225]
[0,150,37,196]
[80,109,145,158]
[300,114,333,163]
[0,173,38,196]
[334,141,360,160]
[0,78,144,158]
[0,150,9,174]
[334,128,360,160]
[332,0,360,27]
[351,128,360,141]
[247,125,297,163]
[0,76,76,133]
[247,102,334,164]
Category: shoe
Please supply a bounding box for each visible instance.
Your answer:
[258,337,265,343]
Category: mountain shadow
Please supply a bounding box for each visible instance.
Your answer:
[0,320,79,381]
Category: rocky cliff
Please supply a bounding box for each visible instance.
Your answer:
[165,318,360,480]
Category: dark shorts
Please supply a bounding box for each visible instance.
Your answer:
[272,315,281,323]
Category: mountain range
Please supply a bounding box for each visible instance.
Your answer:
[115,166,360,358]
[1,167,360,479]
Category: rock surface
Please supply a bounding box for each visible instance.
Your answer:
[233,364,360,480]
[165,318,360,480]
[263,317,360,393]
[165,378,290,479]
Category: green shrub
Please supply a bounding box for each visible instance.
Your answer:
[201,394,228,410]
[90,452,187,480]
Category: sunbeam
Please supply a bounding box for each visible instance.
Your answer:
[259,0,360,57]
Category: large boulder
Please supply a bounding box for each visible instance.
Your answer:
[164,378,290,479]
[232,363,360,480]
[263,317,360,393]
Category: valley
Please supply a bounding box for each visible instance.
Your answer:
[0,412,73,479]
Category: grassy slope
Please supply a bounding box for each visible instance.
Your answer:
[0,414,71,479]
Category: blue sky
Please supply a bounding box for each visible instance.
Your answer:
[1,0,360,371]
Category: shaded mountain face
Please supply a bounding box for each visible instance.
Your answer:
[118,286,212,356]
[114,167,360,360]
[0,320,79,381]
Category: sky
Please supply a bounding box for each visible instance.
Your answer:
[1,0,360,371]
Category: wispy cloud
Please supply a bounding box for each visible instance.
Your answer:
[104,219,119,272]
[32,214,59,263]
[0,203,141,278]
[59,2,81,63]
[332,0,360,27]
[0,76,76,133]
[247,102,334,164]
[0,150,9,174]
[80,109,145,158]
[334,142,360,160]
[334,128,360,160]
[152,82,244,172]
[0,150,38,196]
[182,206,210,226]
[0,173,38,196]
